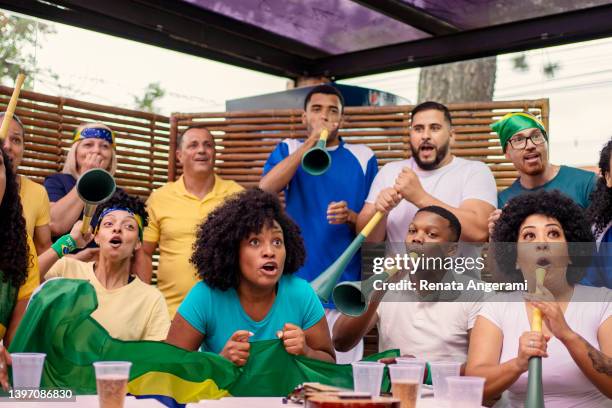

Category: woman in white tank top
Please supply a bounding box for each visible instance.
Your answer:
[466,190,611,407]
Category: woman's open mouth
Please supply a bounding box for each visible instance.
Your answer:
[260,261,279,275]
[109,236,123,249]
[536,257,551,268]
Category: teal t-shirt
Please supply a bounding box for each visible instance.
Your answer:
[498,165,596,209]
[177,275,325,354]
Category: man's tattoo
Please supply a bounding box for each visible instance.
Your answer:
[581,336,612,375]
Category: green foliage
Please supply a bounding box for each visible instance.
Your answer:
[511,52,562,79]
[542,62,561,79]
[0,12,56,88]
[511,54,529,72]
[133,82,166,113]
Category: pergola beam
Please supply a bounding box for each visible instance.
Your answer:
[311,4,612,79]
[353,0,459,35]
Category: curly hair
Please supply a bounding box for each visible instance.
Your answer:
[0,145,28,287]
[587,138,612,237]
[92,189,149,231]
[190,188,305,291]
[492,190,594,284]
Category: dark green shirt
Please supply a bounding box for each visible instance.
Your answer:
[498,165,597,209]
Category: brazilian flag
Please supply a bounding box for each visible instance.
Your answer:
[7,279,397,406]
[0,270,20,339]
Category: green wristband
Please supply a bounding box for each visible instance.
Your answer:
[51,234,78,258]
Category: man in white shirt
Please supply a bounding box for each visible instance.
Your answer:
[333,206,483,363]
[356,101,497,244]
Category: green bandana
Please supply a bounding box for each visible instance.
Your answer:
[491,112,547,152]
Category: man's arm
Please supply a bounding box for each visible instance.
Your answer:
[259,136,318,194]
[356,186,402,243]
[332,297,381,351]
[356,203,387,243]
[393,165,495,242]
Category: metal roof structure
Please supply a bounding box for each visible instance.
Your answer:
[2,0,612,79]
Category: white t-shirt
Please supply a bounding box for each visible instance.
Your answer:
[376,272,484,361]
[366,157,497,243]
[479,285,612,408]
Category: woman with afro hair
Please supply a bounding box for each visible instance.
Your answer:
[466,190,611,407]
[38,190,170,342]
[0,144,41,390]
[166,188,335,364]
[582,138,612,288]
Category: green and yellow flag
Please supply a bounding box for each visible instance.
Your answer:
[0,270,20,339]
[7,279,397,406]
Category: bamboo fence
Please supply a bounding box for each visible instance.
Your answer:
[0,86,170,198]
[1,85,548,193]
[170,100,549,190]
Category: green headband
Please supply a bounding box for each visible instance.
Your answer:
[491,112,548,152]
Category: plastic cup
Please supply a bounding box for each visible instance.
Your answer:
[351,361,385,397]
[93,361,132,408]
[430,361,462,401]
[11,353,46,389]
[395,357,425,395]
[447,376,485,408]
[388,365,422,408]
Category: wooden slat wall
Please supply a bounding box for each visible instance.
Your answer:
[170,99,549,189]
[0,86,170,198]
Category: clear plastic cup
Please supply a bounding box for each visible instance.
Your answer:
[395,357,425,394]
[447,376,485,408]
[11,353,46,389]
[351,361,385,397]
[93,361,132,408]
[388,365,422,408]
[430,361,462,401]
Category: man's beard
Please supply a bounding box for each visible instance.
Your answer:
[411,140,450,171]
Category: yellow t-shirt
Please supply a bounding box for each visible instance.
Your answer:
[45,258,170,341]
[18,235,40,301]
[144,175,243,317]
[1,236,39,339]
[19,176,51,238]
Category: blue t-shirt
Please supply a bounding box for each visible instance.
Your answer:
[581,225,612,289]
[263,138,377,308]
[177,275,325,354]
[498,165,596,209]
[44,173,78,203]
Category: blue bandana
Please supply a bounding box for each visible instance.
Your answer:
[73,127,115,146]
[94,207,143,240]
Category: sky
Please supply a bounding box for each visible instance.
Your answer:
[3,8,612,167]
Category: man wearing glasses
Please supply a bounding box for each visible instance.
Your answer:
[491,112,596,209]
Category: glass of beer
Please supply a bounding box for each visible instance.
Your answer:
[388,364,422,408]
[93,361,132,408]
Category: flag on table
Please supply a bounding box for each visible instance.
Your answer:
[8,279,398,406]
